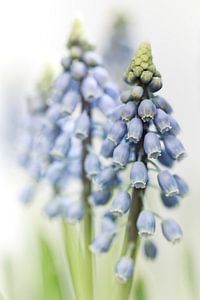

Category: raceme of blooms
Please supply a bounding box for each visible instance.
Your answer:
[90,42,188,282]
[103,12,134,87]
[19,20,120,223]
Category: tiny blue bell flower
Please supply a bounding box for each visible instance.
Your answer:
[101,214,116,232]
[90,232,115,253]
[173,175,189,197]
[115,256,134,283]
[104,82,119,100]
[61,91,80,115]
[20,185,36,204]
[120,90,132,103]
[131,85,144,100]
[161,218,183,244]
[54,73,70,93]
[113,143,130,168]
[138,99,157,122]
[74,111,90,140]
[70,61,87,80]
[153,96,173,114]
[46,161,66,184]
[158,149,174,167]
[127,117,143,143]
[83,51,102,66]
[107,120,127,145]
[62,200,84,223]
[143,132,161,159]
[168,115,181,135]
[84,153,101,178]
[51,133,71,160]
[95,167,116,190]
[110,191,131,216]
[148,76,162,92]
[154,109,172,134]
[101,138,116,158]
[136,210,156,237]
[108,105,125,122]
[43,198,62,218]
[157,170,179,197]
[161,193,180,208]
[164,134,186,160]
[81,76,99,102]
[92,66,109,86]
[98,94,117,117]
[121,102,137,121]
[144,240,158,260]
[130,161,148,189]
[46,103,62,123]
[89,190,111,206]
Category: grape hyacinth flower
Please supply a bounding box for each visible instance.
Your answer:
[98,42,188,283]
[18,22,189,298]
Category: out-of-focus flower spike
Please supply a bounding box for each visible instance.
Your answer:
[62,200,84,223]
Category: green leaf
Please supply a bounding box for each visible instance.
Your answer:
[133,278,146,300]
[38,235,63,300]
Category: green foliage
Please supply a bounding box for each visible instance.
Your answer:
[38,235,63,300]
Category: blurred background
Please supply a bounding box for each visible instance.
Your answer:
[0,0,200,299]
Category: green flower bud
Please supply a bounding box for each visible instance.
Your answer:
[140,70,153,84]
[124,42,161,86]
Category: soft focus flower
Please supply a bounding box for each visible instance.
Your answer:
[161,218,183,244]
[115,256,134,283]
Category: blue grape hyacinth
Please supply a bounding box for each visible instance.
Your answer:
[96,42,188,281]
[19,19,120,224]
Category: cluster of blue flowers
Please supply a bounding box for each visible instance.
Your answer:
[19,20,120,222]
[19,24,188,282]
[89,42,188,282]
[103,12,134,87]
